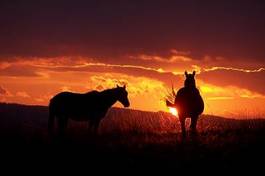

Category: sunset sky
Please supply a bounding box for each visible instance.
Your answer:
[0,0,265,118]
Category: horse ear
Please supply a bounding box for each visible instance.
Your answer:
[193,71,196,76]
[123,85,126,89]
[185,71,188,76]
[116,84,120,88]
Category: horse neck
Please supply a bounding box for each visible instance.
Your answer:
[184,81,196,89]
[184,85,196,90]
[100,89,119,107]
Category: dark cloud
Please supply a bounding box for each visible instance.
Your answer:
[0,0,264,63]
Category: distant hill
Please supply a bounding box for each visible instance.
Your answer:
[1,102,264,136]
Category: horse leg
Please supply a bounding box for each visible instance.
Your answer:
[88,121,92,133]
[179,116,186,137]
[92,119,100,135]
[88,120,96,136]
[48,112,55,137]
[190,115,198,135]
[88,119,99,136]
[58,116,68,138]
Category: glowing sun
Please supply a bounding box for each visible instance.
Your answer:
[169,107,178,116]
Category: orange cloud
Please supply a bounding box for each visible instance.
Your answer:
[0,86,8,95]
[0,86,12,97]
[199,68,265,95]
[22,59,182,86]
[89,74,168,111]
[199,82,265,100]
[1,57,265,118]
[16,91,30,98]
[134,54,192,63]
[0,64,41,77]
[131,49,193,63]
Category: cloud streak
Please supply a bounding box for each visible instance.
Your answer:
[203,66,265,73]
[16,91,30,98]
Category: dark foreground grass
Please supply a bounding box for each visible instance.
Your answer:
[1,103,265,173]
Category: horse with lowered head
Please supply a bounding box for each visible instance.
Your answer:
[48,85,130,136]
[167,71,204,136]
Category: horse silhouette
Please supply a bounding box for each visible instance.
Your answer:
[48,85,130,136]
[167,71,204,136]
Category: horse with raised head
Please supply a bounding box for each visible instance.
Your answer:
[48,85,130,136]
[167,71,204,136]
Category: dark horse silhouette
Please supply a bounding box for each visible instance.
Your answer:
[48,85,130,136]
[167,71,204,136]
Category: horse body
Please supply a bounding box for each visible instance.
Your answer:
[175,87,204,118]
[168,71,204,136]
[48,86,129,136]
[50,91,112,121]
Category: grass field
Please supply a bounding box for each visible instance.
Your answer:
[1,102,265,172]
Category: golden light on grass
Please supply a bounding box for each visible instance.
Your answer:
[169,107,178,117]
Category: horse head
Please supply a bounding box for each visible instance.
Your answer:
[184,71,196,88]
[116,85,130,107]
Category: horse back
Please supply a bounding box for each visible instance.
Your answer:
[50,91,99,104]
[49,91,103,117]
[175,87,204,115]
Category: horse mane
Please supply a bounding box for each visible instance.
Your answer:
[85,90,99,94]
[84,87,121,98]
[85,88,117,94]
[100,87,119,95]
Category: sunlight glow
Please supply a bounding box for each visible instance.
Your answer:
[169,107,178,117]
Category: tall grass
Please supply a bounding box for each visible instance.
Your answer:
[100,108,179,135]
